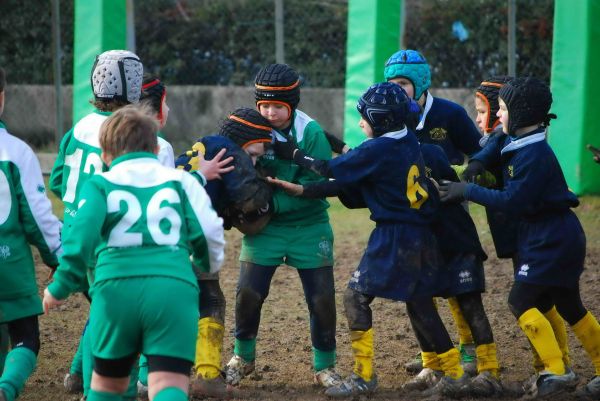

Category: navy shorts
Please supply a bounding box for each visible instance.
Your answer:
[438,252,485,298]
[515,210,585,288]
[348,223,442,301]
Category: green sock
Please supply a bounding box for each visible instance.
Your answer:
[69,328,86,375]
[313,347,336,371]
[0,347,37,401]
[233,338,256,362]
[82,323,93,397]
[86,389,123,401]
[153,386,187,401]
[0,325,9,373]
[138,354,148,386]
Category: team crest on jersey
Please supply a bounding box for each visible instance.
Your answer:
[518,264,529,277]
[429,128,447,141]
[508,165,514,177]
[0,245,10,260]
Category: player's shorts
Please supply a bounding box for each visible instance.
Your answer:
[348,223,442,301]
[515,210,585,288]
[240,222,334,269]
[89,277,199,363]
[0,294,42,324]
[438,252,485,298]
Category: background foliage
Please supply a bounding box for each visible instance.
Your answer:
[0,0,552,88]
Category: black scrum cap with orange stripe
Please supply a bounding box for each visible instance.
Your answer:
[475,75,513,133]
[255,64,300,118]
[219,108,273,149]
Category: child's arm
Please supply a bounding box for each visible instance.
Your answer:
[323,131,351,154]
[46,179,106,301]
[449,105,483,157]
[268,176,342,198]
[49,129,73,199]
[181,173,225,274]
[442,151,545,212]
[16,144,62,268]
[586,144,600,164]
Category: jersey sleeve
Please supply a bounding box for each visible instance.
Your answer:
[181,173,225,274]
[449,106,482,158]
[15,145,63,267]
[271,121,332,214]
[157,137,175,167]
[48,179,106,299]
[49,129,73,198]
[470,134,505,168]
[465,151,543,212]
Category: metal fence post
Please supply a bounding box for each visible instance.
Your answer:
[275,0,285,64]
[508,0,516,76]
[51,0,63,142]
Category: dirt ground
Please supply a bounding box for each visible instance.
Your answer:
[19,202,600,401]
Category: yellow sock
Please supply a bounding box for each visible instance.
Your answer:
[447,297,474,345]
[475,343,500,377]
[421,351,441,371]
[530,341,545,372]
[544,307,570,368]
[438,348,464,379]
[350,329,374,382]
[572,311,600,375]
[194,317,224,379]
[518,308,565,375]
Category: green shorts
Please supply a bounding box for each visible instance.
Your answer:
[0,294,42,324]
[240,222,334,268]
[89,277,199,362]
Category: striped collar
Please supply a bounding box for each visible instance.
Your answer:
[380,127,408,140]
[501,129,546,155]
[416,92,434,131]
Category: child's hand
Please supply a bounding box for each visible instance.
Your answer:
[267,177,304,196]
[198,148,234,180]
[587,144,600,164]
[273,138,298,160]
[439,180,467,203]
[42,288,64,314]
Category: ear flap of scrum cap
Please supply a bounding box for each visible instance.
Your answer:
[91,50,143,104]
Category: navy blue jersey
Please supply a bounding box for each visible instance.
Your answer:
[420,143,486,261]
[175,136,270,216]
[465,128,584,287]
[328,130,436,224]
[472,127,519,259]
[465,128,579,217]
[416,96,482,165]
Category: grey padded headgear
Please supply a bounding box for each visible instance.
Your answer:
[91,50,143,104]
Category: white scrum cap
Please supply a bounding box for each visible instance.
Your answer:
[91,50,143,103]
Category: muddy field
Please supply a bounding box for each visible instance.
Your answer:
[21,200,600,400]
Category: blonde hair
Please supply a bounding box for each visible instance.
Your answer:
[99,104,159,158]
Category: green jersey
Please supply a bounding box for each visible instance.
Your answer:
[49,110,174,227]
[48,152,225,300]
[0,122,62,302]
[259,109,332,226]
